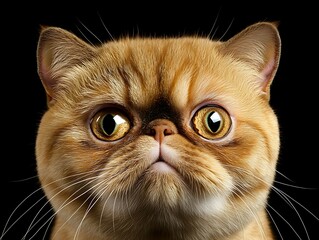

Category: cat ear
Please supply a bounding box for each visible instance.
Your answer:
[37,26,96,105]
[220,22,281,99]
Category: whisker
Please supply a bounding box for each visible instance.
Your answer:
[275,170,295,182]
[265,208,284,240]
[42,215,55,240]
[281,190,319,221]
[267,204,303,240]
[76,26,95,46]
[232,177,286,240]
[72,171,121,239]
[99,188,116,229]
[112,191,120,233]
[227,193,246,239]
[207,7,221,39]
[78,20,103,44]
[50,169,118,239]
[231,187,267,239]
[97,12,115,41]
[28,178,97,240]
[73,187,104,240]
[1,186,47,238]
[10,175,39,183]
[273,188,312,240]
[20,170,106,240]
[218,18,234,41]
[1,171,96,239]
[73,178,116,239]
[227,165,283,239]
[21,174,96,240]
[229,169,295,240]
[274,180,317,190]
[224,164,317,239]
[124,186,133,220]
[272,184,315,240]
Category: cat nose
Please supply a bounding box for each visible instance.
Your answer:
[146,119,178,143]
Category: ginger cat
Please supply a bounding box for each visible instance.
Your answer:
[35,21,281,240]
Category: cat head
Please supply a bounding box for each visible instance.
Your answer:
[36,22,281,239]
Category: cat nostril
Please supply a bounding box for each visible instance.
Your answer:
[149,125,173,136]
[151,125,173,136]
[163,128,173,136]
[149,128,156,136]
[147,119,178,143]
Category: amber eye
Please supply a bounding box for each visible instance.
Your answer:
[192,106,231,140]
[90,109,130,141]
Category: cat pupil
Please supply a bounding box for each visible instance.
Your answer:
[207,111,221,133]
[102,114,116,135]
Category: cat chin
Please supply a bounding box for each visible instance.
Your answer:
[88,191,244,240]
[97,182,230,221]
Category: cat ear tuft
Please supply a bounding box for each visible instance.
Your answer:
[37,26,96,105]
[220,22,281,99]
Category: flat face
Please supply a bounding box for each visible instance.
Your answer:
[35,25,280,239]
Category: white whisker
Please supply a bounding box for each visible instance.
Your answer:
[224,164,318,239]
[274,180,317,190]
[273,187,311,240]
[218,18,234,41]
[76,26,95,46]
[51,168,118,239]
[207,7,221,39]
[73,188,104,240]
[11,175,39,182]
[42,214,55,240]
[228,193,246,239]
[232,186,267,240]
[266,208,283,240]
[275,170,295,182]
[74,177,116,238]
[112,191,119,233]
[48,179,103,240]
[97,12,115,41]
[21,175,96,240]
[267,204,302,240]
[99,188,116,229]
[1,170,96,239]
[21,169,107,240]
[1,186,47,238]
[78,20,103,44]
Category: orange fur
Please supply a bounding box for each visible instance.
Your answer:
[36,22,281,240]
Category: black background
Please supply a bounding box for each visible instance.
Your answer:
[1,2,318,239]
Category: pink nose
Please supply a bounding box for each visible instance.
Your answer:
[146,119,178,143]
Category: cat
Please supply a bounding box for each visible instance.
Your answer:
[34,21,281,240]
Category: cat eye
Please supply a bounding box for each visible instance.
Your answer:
[192,106,231,140]
[90,109,130,141]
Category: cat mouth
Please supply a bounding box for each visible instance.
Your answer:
[150,157,177,173]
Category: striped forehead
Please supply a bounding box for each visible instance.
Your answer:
[116,56,193,111]
[92,38,229,119]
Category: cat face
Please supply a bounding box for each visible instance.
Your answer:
[36,22,281,239]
